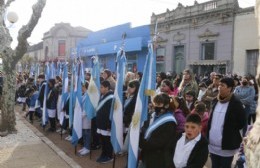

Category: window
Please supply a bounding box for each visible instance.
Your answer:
[174,45,185,74]
[126,54,137,72]
[58,40,66,56]
[156,47,165,72]
[201,43,214,60]
[247,50,259,76]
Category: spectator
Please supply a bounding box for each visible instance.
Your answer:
[207,77,246,168]
[173,113,208,168]
[178,69,198,97]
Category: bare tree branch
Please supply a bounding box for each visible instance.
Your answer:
[14,0,46,64]
[0,1,4,7]
[4,0,15,8]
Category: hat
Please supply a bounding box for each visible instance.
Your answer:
[220,77,235,88]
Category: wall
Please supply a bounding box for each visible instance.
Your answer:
[233,11,258,75]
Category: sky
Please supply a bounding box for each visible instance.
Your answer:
[6,0,256,47]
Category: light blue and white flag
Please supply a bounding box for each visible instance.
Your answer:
[49,62,56,79]
[110,49,126,153]
[80,59,85,84]
[69,62,76,128]
[29,65,34,77]
[85,56,100,120]
[59,63,69,125]
[56,61,62,77]
[128,41,156,168]
[42,62,50,126]
[71,62,83,146]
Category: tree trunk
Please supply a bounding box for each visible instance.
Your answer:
[0,50,16,132]
[244,0,260,167]
[0,0,46,133]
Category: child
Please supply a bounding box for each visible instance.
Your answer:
[192,101,209,137]
[25,86,39,123]
[184,90,197,111]
[96,80,114,163]
[77,82,91,156]
[140,93,177,168]
[173,113,208,168]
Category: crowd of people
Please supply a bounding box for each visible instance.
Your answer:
[11,68,257,168]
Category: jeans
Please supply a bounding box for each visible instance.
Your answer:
[210,153,234,168]
[82,129,91,150]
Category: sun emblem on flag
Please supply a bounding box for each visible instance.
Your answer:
[88,83,97,94]
[145,89,156,97]
[132,113,140,129]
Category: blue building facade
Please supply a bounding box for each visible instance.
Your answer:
[73,23,150,72]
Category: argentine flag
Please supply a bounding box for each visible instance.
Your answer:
[71,62,83,146]
[110,49,126,153]
[42,62,50,126]
[50,62,56,79]
[56,61,62,77]
[85,56,100,120]
[69,63,76,128]
[59,63,69,125]
[128,41,156,168]
[29,65,34,77]
[80,60,85,84]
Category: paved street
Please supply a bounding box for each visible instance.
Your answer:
[0,109,79,168]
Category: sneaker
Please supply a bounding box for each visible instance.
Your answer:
[78,148,90,156]
[61,130,67,134]
[56,128,61,133]
[78,147,87,154]
[65,135,71,141]
[98,156,113,164]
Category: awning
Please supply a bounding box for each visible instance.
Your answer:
[189,60,228,65]
[72,37,143,57]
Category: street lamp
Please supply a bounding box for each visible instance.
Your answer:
[7,11,18,24]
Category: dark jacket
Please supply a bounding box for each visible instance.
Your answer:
[173,135,209,168]
[207,94,246,150]
[96,91,114,130]
[140,113,177,168]
[46,88,58,110]
[63,96,70,115]
[123,95,137,128]
[38,81,46,108]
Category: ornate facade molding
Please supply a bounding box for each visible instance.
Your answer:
[173,32,185,42]
[198,28,219,39]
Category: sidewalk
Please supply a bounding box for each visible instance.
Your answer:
[0,111,81,168]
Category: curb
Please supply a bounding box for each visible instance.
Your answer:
[17,112,82,168]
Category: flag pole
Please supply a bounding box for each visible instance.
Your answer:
[111,32,126,168]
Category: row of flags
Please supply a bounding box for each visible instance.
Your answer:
[28,38,156,167]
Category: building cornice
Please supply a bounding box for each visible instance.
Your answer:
[150,0,239,33]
